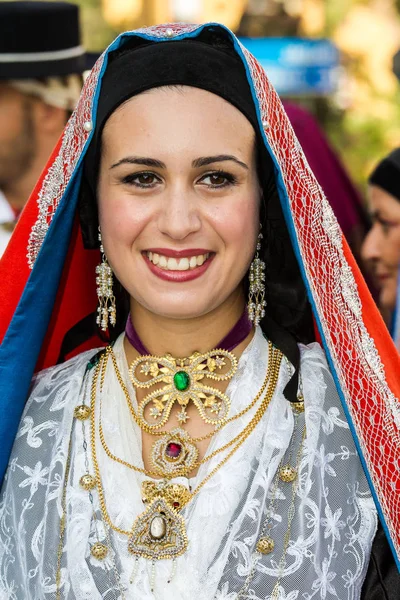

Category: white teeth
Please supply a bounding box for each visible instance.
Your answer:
[167,257,178,270]
[147,252,209,270]
[176,258,189,270]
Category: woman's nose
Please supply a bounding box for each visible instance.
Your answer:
[361,226,381,265]
[157,186,201,240]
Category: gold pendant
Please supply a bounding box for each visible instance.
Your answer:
[141,480,192,510]
[291,395,305,414]
[129,349,237,430]
[128,487,189,560]
[74,404,91,420]
[79,473,96,490]
[279,465,297,482]
[91,542,108,560]
[150,427,199,477]
[256,536,275,554]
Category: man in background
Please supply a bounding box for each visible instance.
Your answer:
[0,1,96,255]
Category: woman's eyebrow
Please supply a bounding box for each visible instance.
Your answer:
[110,155,249,171]
[110,156,166,169]
[192,155,248,170]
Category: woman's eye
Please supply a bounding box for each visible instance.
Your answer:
[379,220,397,234]
[122,172,160,187]
[198,172,236,188]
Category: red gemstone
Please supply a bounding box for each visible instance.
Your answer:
[173,501,180,508]
[166,442,182,459]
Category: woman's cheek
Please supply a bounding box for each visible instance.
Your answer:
[103,196,149,244]
[380,278,398,312]
[385,230,400,269]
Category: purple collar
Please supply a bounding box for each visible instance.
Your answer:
[125,310,253,355]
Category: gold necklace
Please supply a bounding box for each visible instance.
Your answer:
[111,345,271,439]
[237,408,306,599]
[128,349,238,428]
[56,430,73,600]
[90,347,283,562]
[101,343,277,478]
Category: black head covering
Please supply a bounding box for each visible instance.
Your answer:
[368,147,400,202]
[84,39,262,189]
[77,30,313,401]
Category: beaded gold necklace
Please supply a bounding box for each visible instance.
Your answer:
[90,346,283,564]
[67,346,306,596]
[99,342,276,479]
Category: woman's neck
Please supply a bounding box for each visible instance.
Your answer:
[124,291,253,363]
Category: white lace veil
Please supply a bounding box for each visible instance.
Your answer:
[0,331,376,599]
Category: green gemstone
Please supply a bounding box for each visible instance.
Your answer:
[174,371,190,391]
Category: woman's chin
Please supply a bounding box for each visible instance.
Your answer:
[379,286,397,314]
[134,296,220,320]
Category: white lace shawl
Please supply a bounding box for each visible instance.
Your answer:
[0,328,377,599]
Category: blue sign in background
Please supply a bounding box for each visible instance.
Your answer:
[239,37,340,96]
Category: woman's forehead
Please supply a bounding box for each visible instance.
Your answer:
[368,185,400,214]
[102,86,256,158]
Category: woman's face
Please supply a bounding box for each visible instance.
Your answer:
[361,184,400,311]
[97,86,260,320]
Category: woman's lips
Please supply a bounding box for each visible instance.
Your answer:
[143,252,215,282]
[376,272,391,282]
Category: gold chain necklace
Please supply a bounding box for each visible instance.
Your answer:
[110,345,272,440]
[100,342,277,478]
[90,347,283,562]
[56,431,73,600]
[236,412,307,600]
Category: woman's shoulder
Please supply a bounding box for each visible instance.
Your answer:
[297,341,334,384]
[297,341,348,428]
[32,347,103,388]
[3,348,104,485]
[298,340,327,363]
[25,347,104,416]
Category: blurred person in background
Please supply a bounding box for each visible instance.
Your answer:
[361,148,400,344]
[0,1,96,257]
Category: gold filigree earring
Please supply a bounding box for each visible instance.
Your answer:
[96,227,116,332]
[247,230,266,326]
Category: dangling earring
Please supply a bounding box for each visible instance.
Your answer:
[247,229,266,326]
[96,227,116,332]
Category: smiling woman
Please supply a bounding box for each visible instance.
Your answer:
[0,23,400,600]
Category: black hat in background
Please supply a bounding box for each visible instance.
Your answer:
[0,1,97,80]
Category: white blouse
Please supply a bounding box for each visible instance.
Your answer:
[0,327,376,599]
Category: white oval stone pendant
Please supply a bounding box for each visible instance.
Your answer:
[128,497,188,560]
[150,515,167,540]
